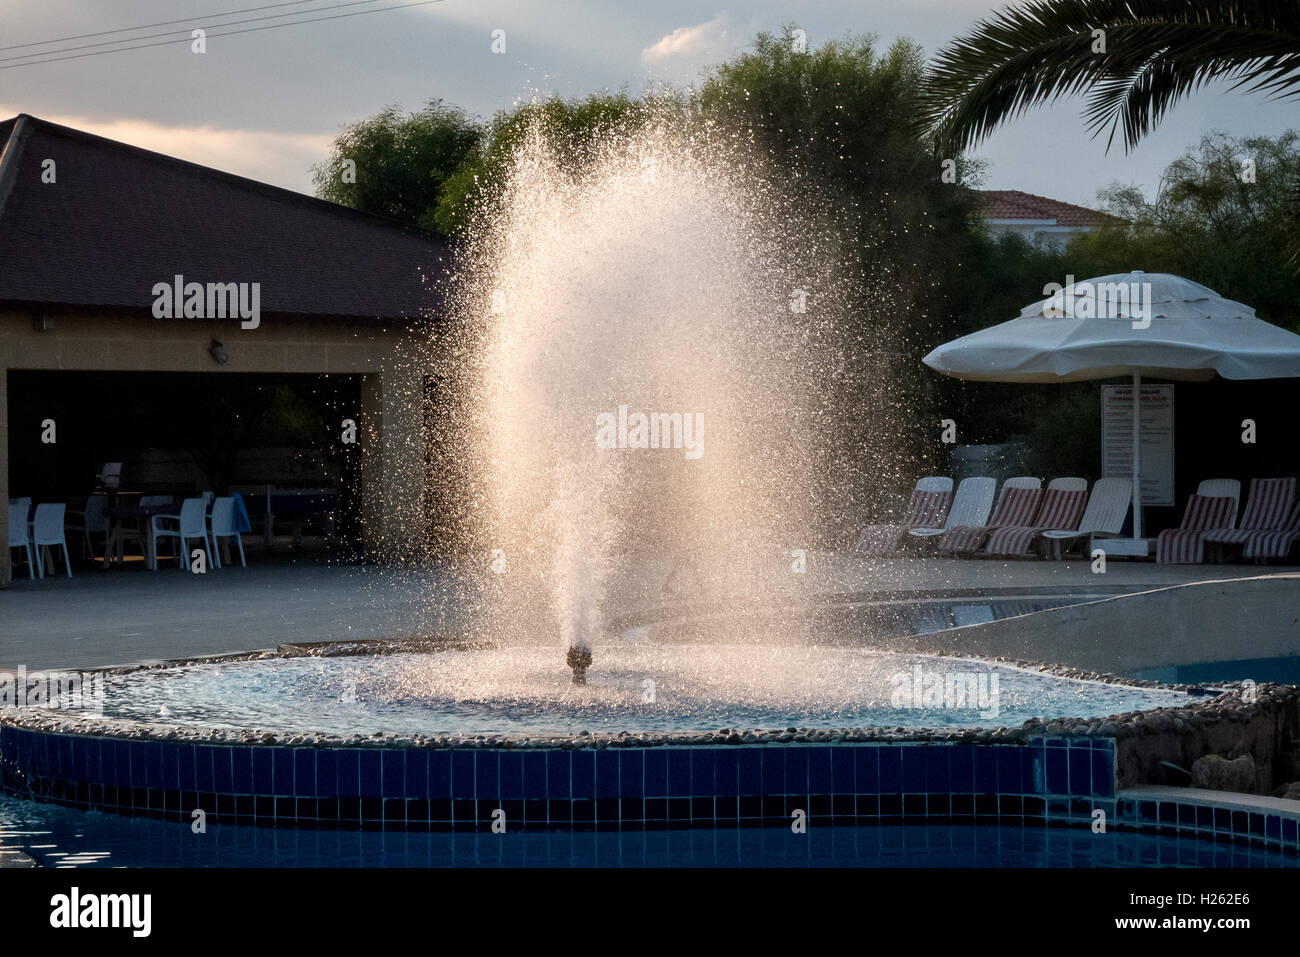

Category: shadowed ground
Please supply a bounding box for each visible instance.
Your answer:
[0,556,1287,671]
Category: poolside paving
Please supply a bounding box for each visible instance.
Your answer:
[0,554,1289,671]
[0,561,462,671]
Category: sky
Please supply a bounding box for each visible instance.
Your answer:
[0,0,1293,210]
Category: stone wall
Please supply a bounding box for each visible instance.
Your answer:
[1111,684,1300,794]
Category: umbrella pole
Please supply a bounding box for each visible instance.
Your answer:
[1131,370,1142,540]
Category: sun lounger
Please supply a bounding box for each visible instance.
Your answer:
[1242,501,1300,560]
[854,476,953,557]
[1038,477,1132,559]
[938,477,1041,554]
[1156,486,1240,564]
[907,476,996,545]
[984,477,1088,556]
[1202,477,1295,559]
[1196,478,1241,516]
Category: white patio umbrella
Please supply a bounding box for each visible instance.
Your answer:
[922,271,1300,540]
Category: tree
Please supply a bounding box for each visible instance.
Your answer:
[921,0,1300,154]
[1072,131,1300,330]
[695,29,997,519]
[432,92,651,236]
[312,100,481,235]
[699,28,986,335]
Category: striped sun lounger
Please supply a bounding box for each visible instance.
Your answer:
[1243,501,1300,560]
[1203,477,1295,555]
[939,479,1041,554]
[1156,494,1239,564]
[984,478,1089,557]
[854,478,953,557]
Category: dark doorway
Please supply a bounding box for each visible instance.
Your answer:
[8,370,364,552]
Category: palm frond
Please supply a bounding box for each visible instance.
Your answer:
[923,0,1300,154]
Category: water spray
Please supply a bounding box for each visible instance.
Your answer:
[435,117,846,679]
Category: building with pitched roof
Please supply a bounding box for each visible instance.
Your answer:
[978,189,1116,246]
[0,114,447,583]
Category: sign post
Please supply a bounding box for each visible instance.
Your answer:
[1101,383,1174,554]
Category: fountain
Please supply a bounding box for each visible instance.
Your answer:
[565,646,593,685]
[2,113,1290,852]
[425,115,858,682]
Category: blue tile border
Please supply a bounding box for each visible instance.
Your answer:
[1112,786,1300,854]
[0,724,1287,851]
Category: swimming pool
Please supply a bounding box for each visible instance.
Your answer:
[1132,655,1300,686]
[0,793,1292,868]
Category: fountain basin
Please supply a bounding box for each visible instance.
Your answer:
[64,644,1188,738]
[2,642,1295,854]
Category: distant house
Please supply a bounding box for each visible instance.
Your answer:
[978,189,1115,247]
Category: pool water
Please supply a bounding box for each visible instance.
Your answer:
[1132,656,1300,686]
[88,646,1188,737]
[881,596,1094,634]
[0,794,1290,868]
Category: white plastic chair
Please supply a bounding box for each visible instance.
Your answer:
[7,502,36,580]
[96,463,122,490]
[1040,477,1132,559]
[208,497,246,568]
[151,498,216,571]
[908,476,997,540]
[31,503,72,578]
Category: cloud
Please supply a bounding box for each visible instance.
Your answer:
[641,13,729,65]
[0,106,332,194]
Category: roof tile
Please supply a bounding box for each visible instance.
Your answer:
[978,188,1113,227]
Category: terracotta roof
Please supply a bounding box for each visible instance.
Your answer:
[0,114,448,320]
[977,189,1113,227]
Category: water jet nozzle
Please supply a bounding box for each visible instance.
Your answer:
[566,646,593,685]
